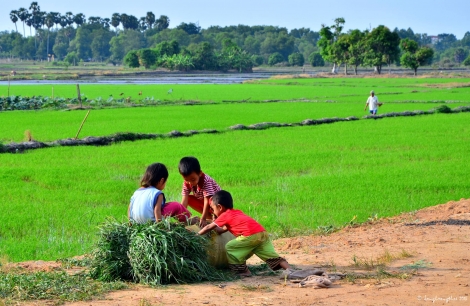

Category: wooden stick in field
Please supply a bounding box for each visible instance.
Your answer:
[76,84,82,108]
[8,75,10,96]
[75,110,90,139]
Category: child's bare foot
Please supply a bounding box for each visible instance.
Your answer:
[237,269,252,278]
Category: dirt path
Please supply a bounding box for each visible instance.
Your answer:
[19,199,470,306]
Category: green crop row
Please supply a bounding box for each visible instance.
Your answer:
[2,102,470,143]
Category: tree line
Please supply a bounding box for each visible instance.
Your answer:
[1,2,470,74]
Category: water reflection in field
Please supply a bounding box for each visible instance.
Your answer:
[0,73,274,85]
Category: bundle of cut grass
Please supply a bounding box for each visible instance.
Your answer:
[89,218,230,285]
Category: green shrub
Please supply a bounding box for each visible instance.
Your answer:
[251,55,264,66]
[434,105,452,113]
[64,52,79,66]
[137,48,157,69]
[288,52,304,66]
[268,52,284,66]
[124,50,140,68]
[308,52,325,67]
[463,55,470,66]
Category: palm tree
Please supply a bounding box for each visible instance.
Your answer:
[145,12,155,29]
[31,12,45,50]
[73,13,86,27]
[59,15,68,28]
[29,1,42,49]
[139,17,147,31]
[111,13,121,35]
[102,18,110,29]
[29,2,40,14]
[88,16,101,24]
[156,15,170,31]
[18,8,29,37]
[51,12,61,30]
[127,15,139,30]
[10,10,19,33]
[26,14,33,37]
[65,12,74,26]
[45,12,55,57]
[120,14,129,30]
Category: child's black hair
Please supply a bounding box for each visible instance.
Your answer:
[178,156,201,176]
[141,163,169,187]
[212,190,233,209]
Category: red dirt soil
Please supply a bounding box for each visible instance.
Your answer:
[13,198,470,306]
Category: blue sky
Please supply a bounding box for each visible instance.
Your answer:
[1,0,468,39]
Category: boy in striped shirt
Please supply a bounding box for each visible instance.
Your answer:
[179,156,221,227]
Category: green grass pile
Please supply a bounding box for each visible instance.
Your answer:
[0,270,126,303]
[89,218,230,285]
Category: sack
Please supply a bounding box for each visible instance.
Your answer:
[207,231,235,268]
[185,225,235,268]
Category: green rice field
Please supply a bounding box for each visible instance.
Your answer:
[0,77,469,262]
[2,77,470,103]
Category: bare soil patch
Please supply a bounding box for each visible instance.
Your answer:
[13,198,470,306]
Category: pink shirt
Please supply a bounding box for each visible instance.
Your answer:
[214,209,265,237]
[181,172,220,200]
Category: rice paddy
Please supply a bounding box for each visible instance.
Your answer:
[0,77,469,262]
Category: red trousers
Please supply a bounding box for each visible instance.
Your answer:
[187,195,213,216]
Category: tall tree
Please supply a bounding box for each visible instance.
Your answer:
[17,8,30,37]
[50,12,61,30]
[121,14,139,30]
[111,13,121,34]
[59,15,68,28]
[139,17,147,31]
[90,28,113,61]
[333,33,352,75]
[73,13,86,27]
[45,12,55,57]
[88,16,101,24]
[155,15,170,31]
[29,2,44,50]
[65,12,74,27]
[400,38,434,75]
[317,18,345,73]
[454,47,468,65]
[109,29,145,62]
[10,10,19,33]
[177,22,201,35]
[347,29,367,75]
[435,33,457,51]
[461,31,470,48]
[145,12,155,29]
[363,25,400,74]
[102,18,110,29]
[25,14,33,37]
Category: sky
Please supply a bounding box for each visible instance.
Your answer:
[1,0,468,39]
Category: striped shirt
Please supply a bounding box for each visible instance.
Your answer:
[181,172,220,199]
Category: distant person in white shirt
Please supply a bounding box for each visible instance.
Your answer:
[364,90,382,115]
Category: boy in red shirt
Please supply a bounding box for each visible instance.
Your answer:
[179,156,221,227]
[198,190,290,277]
